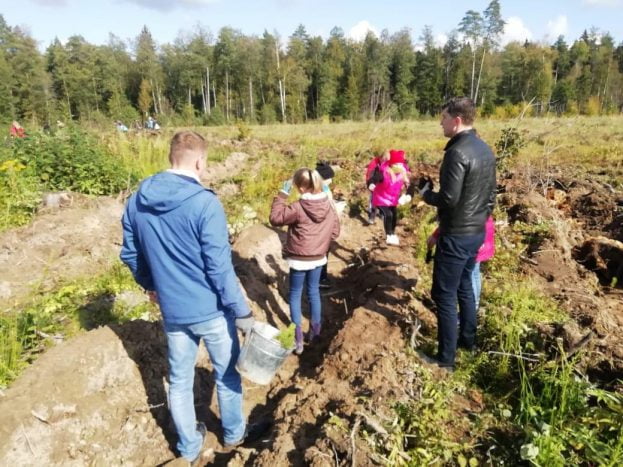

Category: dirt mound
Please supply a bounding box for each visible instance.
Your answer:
[252,307,410,466]
[0,195,124,307]
[500,174,623,380]
[0,321,172,465]
[201,152,249,187]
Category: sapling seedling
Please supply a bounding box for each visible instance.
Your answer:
[275,323,296,349]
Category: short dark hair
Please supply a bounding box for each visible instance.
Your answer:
[442,97,476,125]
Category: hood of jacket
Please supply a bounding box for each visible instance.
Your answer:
[299,193,332,223]
[137,171,206,213]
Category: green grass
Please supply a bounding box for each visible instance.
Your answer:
[380,203,622,466]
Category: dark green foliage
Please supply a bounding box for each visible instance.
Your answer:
[8,128,138,195]
[0,6,623,126]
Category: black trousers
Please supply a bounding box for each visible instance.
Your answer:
[377,206,397,235]
[432,232,484,366]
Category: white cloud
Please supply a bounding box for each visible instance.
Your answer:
[120,0,219,12]
[347,20,378,42]
[546,15,568,41]
[582,0,622,6]
[501,16,533,45]
[434,33,448,48]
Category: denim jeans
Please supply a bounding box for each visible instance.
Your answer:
[164,316,245,460]
[432,232,485,365]
[471,261,482,311]
[289,266,323,327]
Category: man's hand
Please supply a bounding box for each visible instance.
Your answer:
[418,176,433,195]
[147,290,159,305]
[235,313,255,334]
[368,183,376,192]
[426,234,437,249]
[417,176,434,191]
[280,179,293,195]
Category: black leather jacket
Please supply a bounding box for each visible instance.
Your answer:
[423,129,496,235]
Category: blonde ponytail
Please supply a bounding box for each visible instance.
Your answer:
[293,168,324,194]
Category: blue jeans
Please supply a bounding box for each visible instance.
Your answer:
[164,316,245,459]
[471,262,482,311]
[289,266,322,327]
[432,233,484,365]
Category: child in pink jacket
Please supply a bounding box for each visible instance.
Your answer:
[428,215,495,310]
[471,216,495,310]
[372,149,409,245]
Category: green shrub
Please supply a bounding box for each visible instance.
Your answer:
[9,128,138,195]
[0,159,41,231]
[495,126,526,170]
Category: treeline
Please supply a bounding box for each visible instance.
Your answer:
[1,0,622,127]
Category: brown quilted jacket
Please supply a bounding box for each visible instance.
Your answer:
[269,192,340,261]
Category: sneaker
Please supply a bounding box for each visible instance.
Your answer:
[386,234,400,246]
[224,420,272,448]
[319,278,332,289]
[416,351,455,373]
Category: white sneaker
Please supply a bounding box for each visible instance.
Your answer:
[387,234,400,245]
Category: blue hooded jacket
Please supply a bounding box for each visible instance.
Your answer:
[120,171,249,324]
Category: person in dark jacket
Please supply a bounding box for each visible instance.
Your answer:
[315,161,336,288]
[418,97,496,369]
[120,131,267,463]
[269,168,340,355]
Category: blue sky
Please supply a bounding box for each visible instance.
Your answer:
[1,0,622,50]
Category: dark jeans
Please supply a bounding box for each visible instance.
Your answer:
[432,232,485,366]
[377,206,397,235]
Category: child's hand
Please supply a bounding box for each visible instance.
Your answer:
[368,183,376,192]
[398,194,412,205]
[281,179,293,195]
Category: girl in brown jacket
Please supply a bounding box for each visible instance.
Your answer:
[269,168,340,354]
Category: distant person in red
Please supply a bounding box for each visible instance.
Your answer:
[10,121,25,138]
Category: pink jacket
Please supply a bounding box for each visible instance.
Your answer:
[372,162,406,207]
[431,215,495,263]
[476,216,495,262]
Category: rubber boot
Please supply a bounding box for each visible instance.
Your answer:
[294,326,304,355]
[305,322,322,344]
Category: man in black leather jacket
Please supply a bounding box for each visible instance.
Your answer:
[420,97,496,369]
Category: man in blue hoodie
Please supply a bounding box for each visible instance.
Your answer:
[120,131,258,463]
